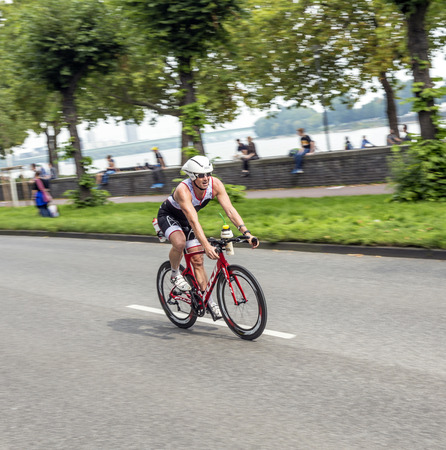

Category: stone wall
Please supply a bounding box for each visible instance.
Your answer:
[1,146,395,201]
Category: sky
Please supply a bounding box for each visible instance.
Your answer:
[18,50,446,153]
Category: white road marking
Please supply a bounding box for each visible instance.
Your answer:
[126,304,296,340]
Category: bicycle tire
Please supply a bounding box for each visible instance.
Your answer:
[216,264,267,340]
[156,261,197,329]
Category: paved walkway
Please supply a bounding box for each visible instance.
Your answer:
[0,183,393,207]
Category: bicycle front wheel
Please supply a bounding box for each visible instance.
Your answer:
[156,261,197,329]
[216,264,267,340]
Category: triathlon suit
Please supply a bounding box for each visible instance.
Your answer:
[157,177,214,251]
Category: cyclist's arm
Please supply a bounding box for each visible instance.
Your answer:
[175,184,219,259]
[214,178,259,248]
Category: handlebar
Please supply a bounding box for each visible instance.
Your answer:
[208,235,258,250]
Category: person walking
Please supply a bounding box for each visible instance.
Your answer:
[31,170,52,217]
[292,128,314,174]
[147,146,166,188]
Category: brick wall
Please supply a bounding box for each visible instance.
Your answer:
[1,146,395,201]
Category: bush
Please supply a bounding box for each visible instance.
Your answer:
[63,186,110,208]
[390,138,446,202]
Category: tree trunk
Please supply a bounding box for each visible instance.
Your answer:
[379,71,400,137]
[61,85,89,200]
[44,122,60,172]
[395,0,436,139]
[178,58,205,165]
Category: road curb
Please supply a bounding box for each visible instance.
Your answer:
[1,229,446,260]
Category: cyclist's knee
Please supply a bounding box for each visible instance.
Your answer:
[190,253,204,268]
[170,232,186,251]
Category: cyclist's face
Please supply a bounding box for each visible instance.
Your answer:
[194,173,211,188]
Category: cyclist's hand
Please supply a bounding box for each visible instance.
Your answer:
[204,244,219,260]
[247,235,259,248]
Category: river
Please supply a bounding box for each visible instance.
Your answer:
[6,123,418,177]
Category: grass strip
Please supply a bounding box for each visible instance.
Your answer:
[1,194,445,249]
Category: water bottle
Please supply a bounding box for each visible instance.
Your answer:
[221,225,234,256]
[152,218,167,242]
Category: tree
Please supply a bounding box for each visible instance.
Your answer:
[0,93,28,159]
[3,0,123,203]
[387,1,446,202]
[234,0,410,137]
[390,0,441,139]
[0,3,30,159]
[103,0,245,163]
[0,56,29,159]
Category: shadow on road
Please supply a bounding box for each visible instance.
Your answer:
[107,317,236,341]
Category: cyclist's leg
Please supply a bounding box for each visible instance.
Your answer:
[169,230,186,271]
[185,237,221,320]
[158,213,191,290]
[168,232,193,291]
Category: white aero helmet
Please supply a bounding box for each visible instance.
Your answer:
[181,155,213,181]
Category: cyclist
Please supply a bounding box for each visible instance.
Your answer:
[157,155,259,320]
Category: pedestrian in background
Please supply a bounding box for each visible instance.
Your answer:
[361,136,375,148]
[48,162,58,180]
[386,129,402,146]
[95,155,118,186]
[146,146,166,188]
[292,128,314,174]
[401,124,411,141]
[345,137,353,150]
[241,136,259,177]
[31,170,52,217]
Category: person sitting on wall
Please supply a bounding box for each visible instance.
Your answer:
[291,128,315,174]
[345,136,353,150]
[360,136,375,148]
[401,124,412,142]
[95,155,118,186]
[241,136,259,177]
[386,129,402,146]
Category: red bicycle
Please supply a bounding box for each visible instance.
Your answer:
[156,235,267,340]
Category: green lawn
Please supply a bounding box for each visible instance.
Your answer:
[1,194,446,249]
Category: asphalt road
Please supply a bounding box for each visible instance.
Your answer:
[1,236,446,449]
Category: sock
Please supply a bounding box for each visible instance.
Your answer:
[171,268,179,279]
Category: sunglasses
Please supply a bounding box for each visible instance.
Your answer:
[196,172,212,179]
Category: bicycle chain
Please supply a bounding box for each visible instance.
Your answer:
[191,289,206,317]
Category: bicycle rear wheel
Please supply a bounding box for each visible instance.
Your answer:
[216,264,267,340]
[156,261,197,329]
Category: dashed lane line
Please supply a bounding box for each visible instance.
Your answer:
[126,304,296,340]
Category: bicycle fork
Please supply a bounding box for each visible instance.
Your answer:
[224,268,248,306]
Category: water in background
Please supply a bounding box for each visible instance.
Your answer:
[6,123,419,177]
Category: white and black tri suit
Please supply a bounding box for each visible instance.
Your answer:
[157,177,214,250]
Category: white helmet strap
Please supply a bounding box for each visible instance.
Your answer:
[193,179,207,191]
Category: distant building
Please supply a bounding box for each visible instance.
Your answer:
[125,121,139,143]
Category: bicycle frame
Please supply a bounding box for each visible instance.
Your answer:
[169,248,247,312]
